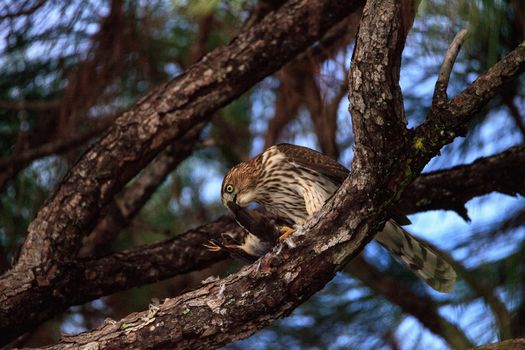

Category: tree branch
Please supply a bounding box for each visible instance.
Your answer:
[400,145,525,219]
[0,217,241,346]
[415,42,525,170]
[348,0,408,179]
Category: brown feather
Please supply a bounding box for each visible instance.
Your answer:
[275,143,350,185]
[275,143,411,224]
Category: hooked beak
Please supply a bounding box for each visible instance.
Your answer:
[226,200,241,213]
[222,193,237,208]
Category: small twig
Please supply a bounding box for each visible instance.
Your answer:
[432,29,468,106]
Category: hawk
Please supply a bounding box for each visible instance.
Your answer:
[216,143,456,292]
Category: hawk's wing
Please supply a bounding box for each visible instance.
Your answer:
[275,143,411,225]
[275,143,349,185]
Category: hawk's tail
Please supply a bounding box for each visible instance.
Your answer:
[375,220,456,293]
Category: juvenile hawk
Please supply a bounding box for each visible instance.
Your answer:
[219,143,456,292]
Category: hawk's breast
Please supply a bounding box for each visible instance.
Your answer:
[256,147,338,225]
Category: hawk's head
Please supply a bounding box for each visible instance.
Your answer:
[221,159,260,208]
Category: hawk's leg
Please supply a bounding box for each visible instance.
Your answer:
[278,225,295,241]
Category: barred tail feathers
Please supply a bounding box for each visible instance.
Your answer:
[375,220,457,293]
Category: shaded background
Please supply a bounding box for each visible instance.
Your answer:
[0,0,524,348]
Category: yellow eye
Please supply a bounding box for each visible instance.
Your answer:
[225,184,234,193]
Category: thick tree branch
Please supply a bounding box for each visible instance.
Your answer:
[0,0,366,344]
[348,0,408,179]
[0,218,241,346]
[401,145,525,219]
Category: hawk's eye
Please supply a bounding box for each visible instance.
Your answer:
[225,184,234,193]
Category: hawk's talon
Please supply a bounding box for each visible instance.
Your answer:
[278,226,295,241]
[203,240,222,252]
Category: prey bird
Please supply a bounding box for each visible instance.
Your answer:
[215,143,456,292]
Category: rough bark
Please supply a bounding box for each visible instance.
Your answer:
[0,0,366,343]
[414,43,525,171]
[37,217,238,309]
